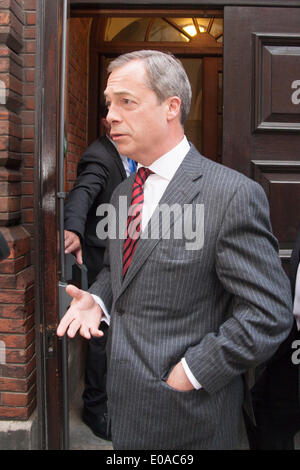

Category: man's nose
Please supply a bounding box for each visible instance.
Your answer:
[106,104,120,124]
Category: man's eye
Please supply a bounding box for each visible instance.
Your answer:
[123,98,132,105]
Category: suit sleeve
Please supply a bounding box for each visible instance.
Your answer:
[184,180,294,394]
[88,245,113,314]
[64,159,109,239]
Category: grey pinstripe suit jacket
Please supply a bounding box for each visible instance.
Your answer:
[89,144,293,449]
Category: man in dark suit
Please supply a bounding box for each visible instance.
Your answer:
[58,50,293,449]
[245,225,300,449]
[64,106,130,285]
[64,106,134,440]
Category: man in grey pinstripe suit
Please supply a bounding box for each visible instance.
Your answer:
[57,50,293,449]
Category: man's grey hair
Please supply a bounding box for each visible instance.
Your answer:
[107,50,192,126]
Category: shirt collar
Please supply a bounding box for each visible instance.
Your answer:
[137,136,190,181]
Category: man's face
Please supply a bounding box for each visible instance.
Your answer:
[104,60,172,165]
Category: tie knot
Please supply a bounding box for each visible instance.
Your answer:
[135,167,153,186]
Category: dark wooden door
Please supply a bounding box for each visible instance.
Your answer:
[202,56,223,163]
[35,0,67,450]
[223,6,300,271]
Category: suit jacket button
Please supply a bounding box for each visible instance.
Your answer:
[118,308,125,315]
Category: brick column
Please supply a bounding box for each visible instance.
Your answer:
[0,0,36,421]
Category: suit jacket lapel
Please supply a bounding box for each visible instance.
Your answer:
[116,145,204,298]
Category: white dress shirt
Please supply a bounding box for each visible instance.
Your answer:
[138,136,190,229]
[293,263,300,330]
[93,136,202,389]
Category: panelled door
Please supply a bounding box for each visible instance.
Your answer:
[223,6,300,272]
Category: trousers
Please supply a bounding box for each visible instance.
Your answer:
[82,322,109,414]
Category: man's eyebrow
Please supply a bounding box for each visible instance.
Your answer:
[104,89,136,98]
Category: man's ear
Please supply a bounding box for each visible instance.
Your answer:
[165,96,182,122]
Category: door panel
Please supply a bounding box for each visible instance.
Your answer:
[181,58,203,155]
[223,6,300,268]
[202,56,223,163]
[180,57,222,161]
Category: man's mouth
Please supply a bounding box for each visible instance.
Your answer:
[111,133,127,141]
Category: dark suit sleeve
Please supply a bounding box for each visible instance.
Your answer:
[88,246,113,313]
[64,159,110,239]
[184,180,294,394]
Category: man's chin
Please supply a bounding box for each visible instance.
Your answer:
[116,142,134,157]
[118,145,129,155]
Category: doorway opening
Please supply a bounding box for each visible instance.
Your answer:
[88,14,223,161]
[65,8,223,449]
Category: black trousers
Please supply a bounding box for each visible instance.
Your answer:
[82,243,108,415]
[82,322,109,414]
[245,322,300,450]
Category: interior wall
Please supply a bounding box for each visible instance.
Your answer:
[66,17,92,193]
[65,16,93,403]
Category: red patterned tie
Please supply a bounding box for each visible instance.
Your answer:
[123,167,153,277]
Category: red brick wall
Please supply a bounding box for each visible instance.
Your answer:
[66,17,92,192]
[0,5,92,422]
[0,0,36,420]
[21,0,35,241]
